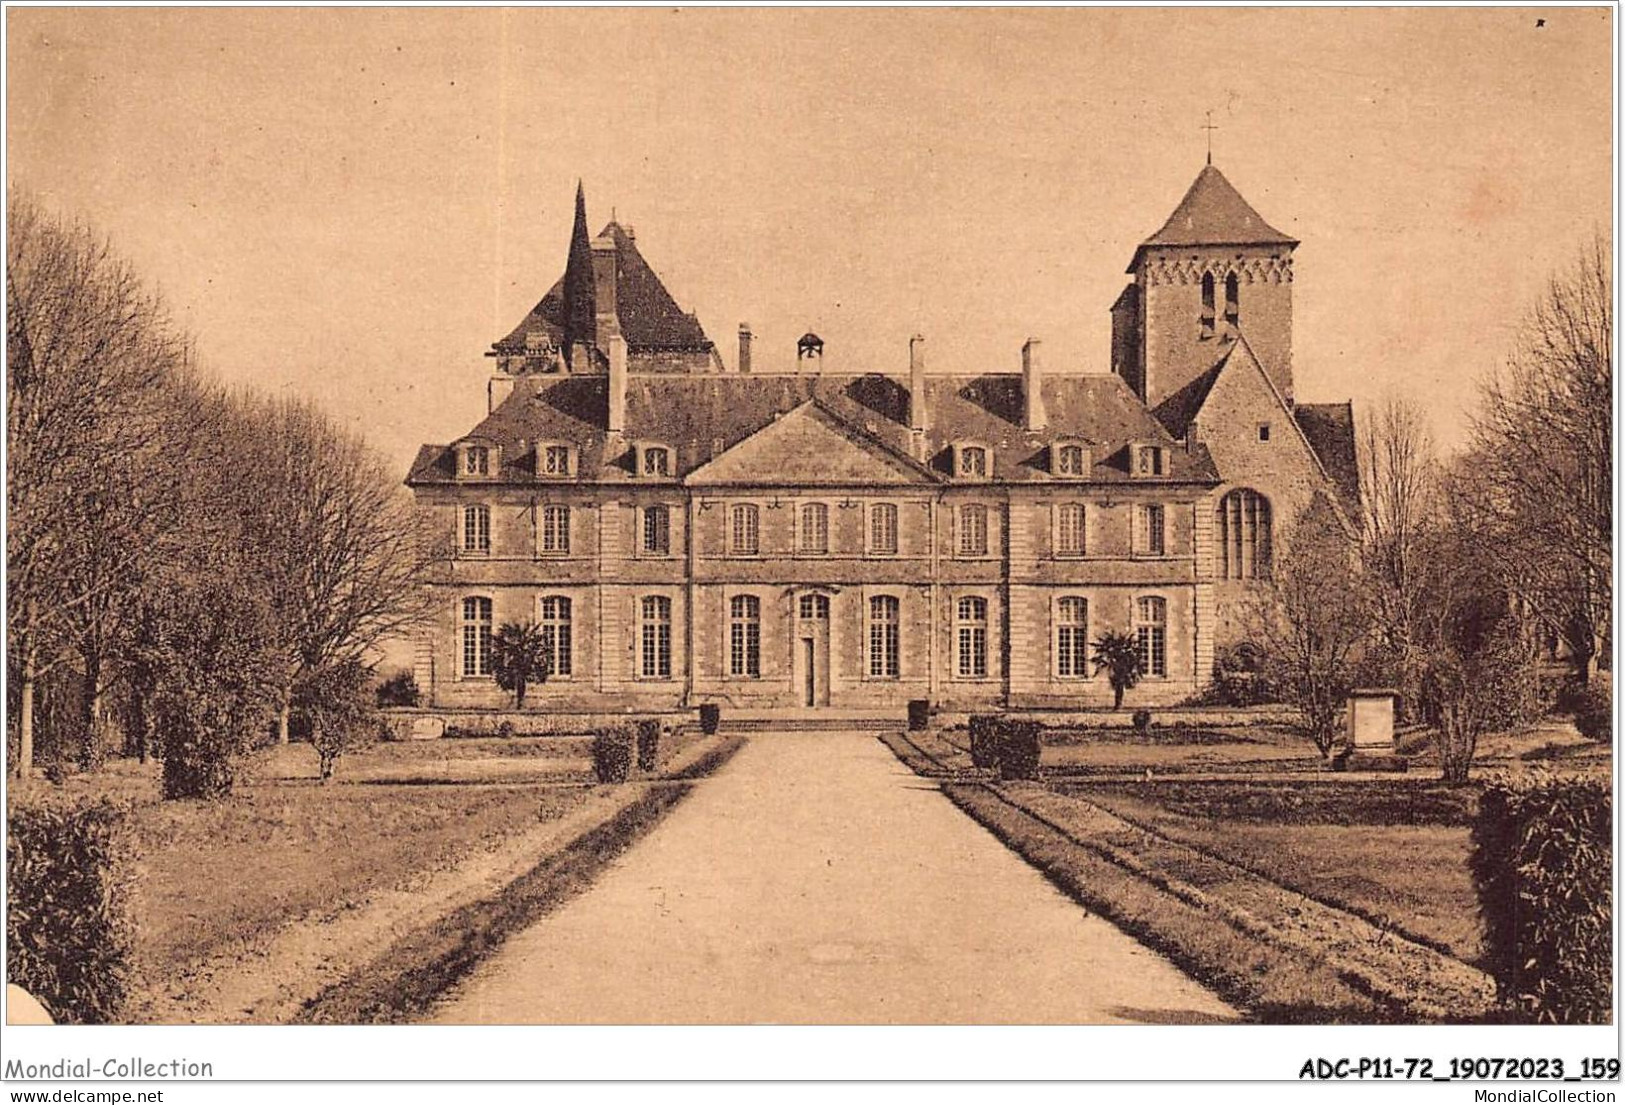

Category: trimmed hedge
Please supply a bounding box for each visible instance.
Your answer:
[590,726,634,783]
[1131,708,1153,733]
[968,714,1000,769]
[907,699,931,732]
[994,719,1042,781]
[699,703,721,736]
[6,799,134,1024]
[1470,777,1612,1023]
[635,718,661,772]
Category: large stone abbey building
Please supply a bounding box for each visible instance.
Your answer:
[406,166,1359,712]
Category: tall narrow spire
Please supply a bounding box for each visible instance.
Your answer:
[561,180,597,366]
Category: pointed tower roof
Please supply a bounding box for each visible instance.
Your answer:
[1128,164,1296,271]
[492,192,714,358]
[560,181,597,359]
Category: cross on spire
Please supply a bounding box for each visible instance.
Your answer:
[1202,111,1219,165]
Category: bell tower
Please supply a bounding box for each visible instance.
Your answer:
[1114,164,1298,411]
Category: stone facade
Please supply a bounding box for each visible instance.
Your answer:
[407,169,1360,714]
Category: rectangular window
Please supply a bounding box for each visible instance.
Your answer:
[463,446,490,476]
[1136,445,1165,477]
[1136,596,1167,678]
[538,595,572,677]
[640,596,672,679]
[1056,503,1086,557]
[869,503,898,555]
[729,595,761,678]
[799,593,830,620]
[1056,444,1087,476]
[541,445,571,476]
[462,505,490,554]
[869,596,900,678]
[731,504,759,556]
[643,505,671,555]
[1137,504,1166,556]
[540,505,570,554]
[1057,596,1088,678]
[461,596,492,678]
[956,596,989,678]
[642,446,670,477]
[959,446,988,477]
[799,502,829,554]
[958,504,989,557]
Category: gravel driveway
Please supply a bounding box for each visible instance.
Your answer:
[430,732,1236,1024]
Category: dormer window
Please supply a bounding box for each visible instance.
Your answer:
[537,443,575,478]
[1054,442,1091,478]
[956,444,989,479]
[457,442,498,479]
[639,444,672,478]
[1133,444,1166,478]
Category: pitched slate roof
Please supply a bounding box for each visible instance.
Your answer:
[1130,164,1297,271]
[406,371,1220,487]
[1293,401,1362,519]
[493,221,714,356]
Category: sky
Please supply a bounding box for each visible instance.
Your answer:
[7,7,1614,474]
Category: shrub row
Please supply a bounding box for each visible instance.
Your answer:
[1469,776,1611,1023]
[966,715,1043,780]
[6,799,135,1024]
[1554,680,1611,744]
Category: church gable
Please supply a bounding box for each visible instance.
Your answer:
[685,401,937,487]
[1190,338,1331,524]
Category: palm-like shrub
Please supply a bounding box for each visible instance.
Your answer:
[491,621,553,708]
[1091,631,1143,710]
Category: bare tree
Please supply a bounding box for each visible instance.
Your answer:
[1465,234,1611,684]
[1358,394,1440,715]
[6,196,189,784]
[1250,493,1372,758]
[228,394,441,742]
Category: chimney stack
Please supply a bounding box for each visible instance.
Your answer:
[908,335,927,432]
[1022,338,1047,431]
[488,373,516,414]
[607,333,627,435]
[591,232,618,346]
[738,323,753,374]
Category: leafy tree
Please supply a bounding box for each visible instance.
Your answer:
[491,621,553,708]
[141,573,282,800]
[1091,631,1143,710]
[296,659,380,783]
[376,670,420,708]
[1250,494,1372,758]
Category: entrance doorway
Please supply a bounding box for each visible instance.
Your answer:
[793,593,831,707]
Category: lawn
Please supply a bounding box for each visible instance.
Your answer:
[14,726,727,1021]
[1070,780,1484,963]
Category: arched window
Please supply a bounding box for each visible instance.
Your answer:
[958,445,989,478]
[731,503,759,556]
[462,504,491,554]
[1136,596,1167,678]
[1217,489,1273,580]
[956,596,989,678]
[1056,596,1089,679]
[729,595,760,678]
[538,596,572,676]
[1200,272,1216,337]
[641,445,671,477]
[640,596,672,678]
[461,596,493,678]
[799,502,829,554]
[869,595,900,678]
[642,504,671,554]
[1224,271,1240,328]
